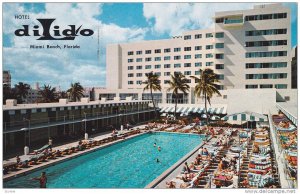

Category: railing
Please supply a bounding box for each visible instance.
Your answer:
[4,108,156,133]
[224,19,243,24]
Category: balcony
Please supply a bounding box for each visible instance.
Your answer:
[224,19,243,24]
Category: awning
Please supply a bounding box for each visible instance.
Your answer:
[160,107,168,113]
[222,111,268,122]
[276,103,297,127]
[193,107,200,113]
[181,107,189,113]
[198,107,205,114]
[176,107,184,113]
[164,107,172,113]
[168,107,175,113]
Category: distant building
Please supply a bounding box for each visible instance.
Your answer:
[24,88,41,104]
[291,46,297,89]
[3,70,11,88]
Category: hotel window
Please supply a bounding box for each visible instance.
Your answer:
[245,28,287,36]
[155,49,161,53]
[195,34,202,39]
[206,62,213,66]
[164,80,170,84]
[164,72,170,76]
[128,81,133,85]
[128,51,134,55]
[215,18,224,23]
[245,40,287,47]
[217,74,224,80]
[245,13,287,21]
[206,45,213,50]
[128,73,134,77]
[145,50,152,54]
[215,32,224,38]
[136,66,142,70]
[128,66,134,70]
[174,63,181,68]
[184,47,191,51]
[146,57,152,62]
[245,62,287,69]
[155,64,161,69]
[136,73,143,77]
[195,62,202,67]
[246,51,287,58]
[195,46,202,50]
[216,54,224,59]
[184,55,191,59]
[195,70,200,75]
[216,64,224,69]
[154,57,161,61]
[245,73,287,79]
[164,56,171,61]
[164,48,171,53]
[260,84,273,88]
[206,33,213,38]
[184,71,191,75]
[136,58,143,62]
[136,50,142,55]
[128,59,133,63]
[206,53,213,58]
[216,85,224,90]
[136,80,142,85]
[275,84,287,89]
[174,56,181,60]
[146,65,152,69]
[184,35,191,40]
[215,43,224,48]
[174,47,181,52]
[245,85,258,89]
[184,63,191,67]
[195,54,202,59]
[154,72,161,76]
[164,64,171,68]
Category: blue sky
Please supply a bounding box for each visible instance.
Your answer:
[3,2,298,90]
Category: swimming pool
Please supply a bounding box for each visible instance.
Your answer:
[4,132,205,188]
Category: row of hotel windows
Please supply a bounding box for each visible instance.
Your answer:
[245,40,287,47]
[245,51,287,58]
[128,71,225,77]
[183,32,224,40]
[245,62,287,69]
[246,84,287,89]
[245,73,287,79]
[245,28,287,36]
[128,53,224,62]
[127,74,225,85]
[215,13,287,23]
[128,62,220,70]
[127,44,224,56]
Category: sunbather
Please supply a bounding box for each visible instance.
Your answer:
[166,181,176,188]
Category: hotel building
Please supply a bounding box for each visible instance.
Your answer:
[96,3,296,115]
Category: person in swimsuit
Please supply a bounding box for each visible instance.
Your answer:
[32,172,47,188]
[153,143,156,147]
[158,146,161,151]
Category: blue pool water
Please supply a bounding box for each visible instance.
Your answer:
[4,132,205,188]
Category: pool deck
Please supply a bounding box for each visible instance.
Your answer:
[3,129,145,181]
[147,135,217,188]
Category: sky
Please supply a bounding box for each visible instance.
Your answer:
[2,2,298,90]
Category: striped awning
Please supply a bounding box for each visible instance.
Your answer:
[176,107,184,113]
[222,111,268,122]
[160,107,168,112]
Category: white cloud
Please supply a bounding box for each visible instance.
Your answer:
[143,3,259,36]
[3,3,147,89]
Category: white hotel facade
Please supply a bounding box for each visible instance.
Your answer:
[96,3,297,116]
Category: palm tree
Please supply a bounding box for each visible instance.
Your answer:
[3,84,18,104]
[143,72,161,119]
[190,68,221,125]
[167,72,190,119]
[67,82,84,102]
[39,85,57,103]
[14,82,30,103]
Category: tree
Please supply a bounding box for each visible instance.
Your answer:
[57,91,68,99]
[67,82,84,102]
[39,85,57,103]
[14,82,30,103]
[3,84,18,104]
[143,72,161,119]
[167,72,190,119]
[190,68,221,125]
